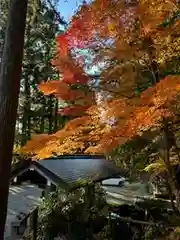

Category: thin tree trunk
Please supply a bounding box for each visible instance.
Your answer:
[40,96,46,133]
[0,0,28,238]
[146,36,160,85]
[21,26,31,146]
[28,109,31,138]
[53,98,58,132]
[48,95,53,134]
[21,76,31,145]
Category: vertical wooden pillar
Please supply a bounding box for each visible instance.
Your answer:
[31,208,38,240]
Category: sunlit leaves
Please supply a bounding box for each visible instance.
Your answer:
[38,24,94,116]
[21,114,107,158]
[21,0,180,159]
[21,134,56,155]
[22,75,180,158]
[85,75,180,154]
[38,80,70,96]
[144,156,179,176]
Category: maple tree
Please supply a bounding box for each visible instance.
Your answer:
[59,0,180,96]
[21,75,180,158]
[21,0,180,158]
[38,23,95,116]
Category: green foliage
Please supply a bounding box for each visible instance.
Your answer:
[38,184,109,240]
[11,153,29,166]
[12,0,68,146]
[107,138,150,180]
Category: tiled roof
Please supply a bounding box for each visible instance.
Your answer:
[34,155,122,186]
[12,155,125,188]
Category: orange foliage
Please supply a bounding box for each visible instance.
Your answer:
[21,0,180,158]
[38,81,70,96]
[86,76,180,153]
[38,0,180,106]
[63,0,180,96]
[21,113,109,158]
[21,75,180,158]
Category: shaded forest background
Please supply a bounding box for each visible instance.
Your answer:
[0,0,69,150]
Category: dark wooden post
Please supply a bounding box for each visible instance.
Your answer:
[0,0,28,237]
[32,208,38,240]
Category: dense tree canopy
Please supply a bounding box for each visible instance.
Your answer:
[21,0,180,159]
[0,0,68,148]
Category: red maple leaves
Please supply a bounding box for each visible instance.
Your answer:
[38,2,96,117]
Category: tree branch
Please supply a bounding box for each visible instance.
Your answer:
[46,0,67,25]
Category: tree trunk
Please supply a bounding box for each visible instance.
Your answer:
[0,0,28,238]
[40,96,46,133]
[21,25,31,146]
[21,75,31,145]
[48,95,53,134]
[53,98,58,132]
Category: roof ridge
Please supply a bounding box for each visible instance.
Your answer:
[40,154,105,160]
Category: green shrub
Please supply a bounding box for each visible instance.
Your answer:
[38,183,109,240]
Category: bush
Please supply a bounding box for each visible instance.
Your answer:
[38,183,109,240]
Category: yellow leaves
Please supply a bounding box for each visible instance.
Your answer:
[107,22,117,36]
[156,36,180,64]
[20,134,56,155]
[144,159,165,174]
[144,156,179,175]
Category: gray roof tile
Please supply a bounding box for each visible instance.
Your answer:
[34,155,123,186]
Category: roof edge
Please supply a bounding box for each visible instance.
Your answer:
[37,154,105,161]
[32,161,69,189]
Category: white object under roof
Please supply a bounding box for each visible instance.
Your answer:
[4,184,43,239]
[102,177,126,186]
